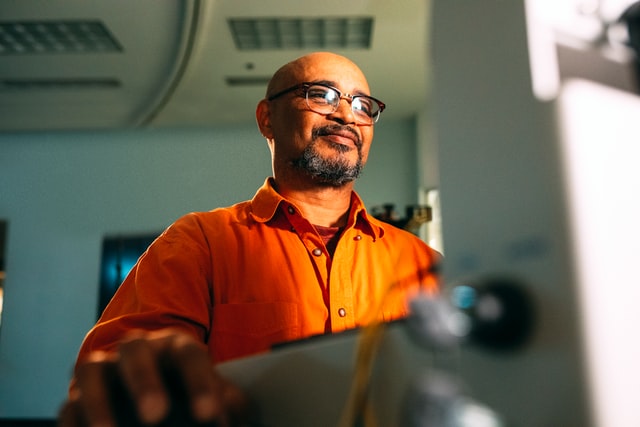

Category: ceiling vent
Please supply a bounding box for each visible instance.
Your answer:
[0,78,121,90]
[0,20,121,55]
[228,17,373,50]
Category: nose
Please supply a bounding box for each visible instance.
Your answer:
[328,95,357,124]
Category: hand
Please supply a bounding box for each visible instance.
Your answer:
[59,329,254,427]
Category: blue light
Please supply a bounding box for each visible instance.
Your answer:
[452,285,477,309]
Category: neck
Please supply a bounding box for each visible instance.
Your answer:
[273,178,354,227]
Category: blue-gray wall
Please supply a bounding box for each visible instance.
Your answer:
[0,118,420,418]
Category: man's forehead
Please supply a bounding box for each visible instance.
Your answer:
[293,65,370,93]
[267,52,370,96]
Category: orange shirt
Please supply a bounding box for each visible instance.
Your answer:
[77,178,440,364]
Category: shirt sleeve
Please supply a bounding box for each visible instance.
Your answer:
[75,213,213,364]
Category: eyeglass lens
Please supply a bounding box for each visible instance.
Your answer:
[306,85,379,123]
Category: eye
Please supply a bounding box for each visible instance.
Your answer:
[352,97,374,116]
[307,86,336,104]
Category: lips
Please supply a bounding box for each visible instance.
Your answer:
[315,125,361,148]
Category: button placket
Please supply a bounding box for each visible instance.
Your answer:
[326,230,357,332]
[284,204,331,294]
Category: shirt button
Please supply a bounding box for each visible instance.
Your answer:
[312,248,323,256]
[338,308,347,317]
[287,206,295,214]
[354,235,362,241]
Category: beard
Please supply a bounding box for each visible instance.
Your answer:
[291,127,363,187]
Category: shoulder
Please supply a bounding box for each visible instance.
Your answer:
[368,214,424,243]
[158,200,253,242]
[369,216,441,260]
[177,200,253,225]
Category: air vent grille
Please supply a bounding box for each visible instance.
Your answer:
[0,20,122,55]
[228,17,373,50]
[0,78,121,90]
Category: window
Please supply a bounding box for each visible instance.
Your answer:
[98,233,159,318]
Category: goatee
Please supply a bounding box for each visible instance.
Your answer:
[292,137,363,187]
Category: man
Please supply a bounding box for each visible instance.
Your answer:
[59,51,440,426]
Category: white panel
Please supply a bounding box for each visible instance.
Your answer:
[431,1,591,425]
[558,79,640,427]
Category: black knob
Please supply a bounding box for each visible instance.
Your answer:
[451,277,535,351]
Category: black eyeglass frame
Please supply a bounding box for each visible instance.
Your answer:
[267,82,386,124]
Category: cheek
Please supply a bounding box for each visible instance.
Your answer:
[360,147,371,165]
[360,129,374,160]
[271,124,312,159]
[273,107,314,141]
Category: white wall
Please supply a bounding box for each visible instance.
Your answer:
[0,118,419,418]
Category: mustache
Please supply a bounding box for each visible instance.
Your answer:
[312,124,361,148]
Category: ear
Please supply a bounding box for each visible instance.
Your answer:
[256,99,274,139]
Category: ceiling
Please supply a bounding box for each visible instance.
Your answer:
[0,0,430,132]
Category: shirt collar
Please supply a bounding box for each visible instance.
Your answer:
[249,177,384,239]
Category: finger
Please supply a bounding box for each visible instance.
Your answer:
[118,336,170,424]
[75,356,118,427]
[170,335,222,423]
[216,373,258,426]
[58,399,87,427]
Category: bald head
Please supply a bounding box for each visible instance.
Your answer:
[265,52,370,98]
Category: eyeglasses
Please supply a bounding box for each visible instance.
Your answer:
[267,82,386,125]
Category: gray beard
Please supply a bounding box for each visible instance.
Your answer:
[292,140,363,187]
